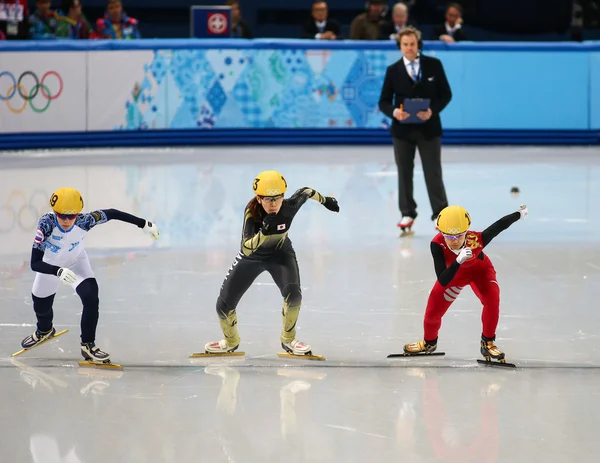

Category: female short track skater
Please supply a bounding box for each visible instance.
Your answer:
[21,187,159,363]
[204,170,339,356]
[403,204,528,361]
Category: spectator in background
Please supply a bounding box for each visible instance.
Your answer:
[0,29,5,39]
[349,0,387,40]
[96,0,139,39]
[380,2,417,40]
[56,0,96,39]
[29,0,58,39]
[433,3,467,42]
[226,0,252,38]
[0,0,29,40]
[301,1,340,39]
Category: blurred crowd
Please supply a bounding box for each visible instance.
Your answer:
[1,0,597,41]
[0,0,139,40]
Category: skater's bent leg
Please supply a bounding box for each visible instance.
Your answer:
[423,282,462,341]
[31,272,61,332]
[280,284,302,343]
[76,278,99,344]
[267,251,302,344]
[470,276,500,339]
[215,255,265,347]
[32,294,55,333]
[216,296,241,347]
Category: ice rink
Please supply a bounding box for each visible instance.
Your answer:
[1,145,599,462]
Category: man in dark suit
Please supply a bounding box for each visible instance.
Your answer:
[378,26,452,233]
[227,0,252,38]
[301,1,341,39]
[433,3,467,42]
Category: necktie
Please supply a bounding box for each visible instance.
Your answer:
[410,61,418,81]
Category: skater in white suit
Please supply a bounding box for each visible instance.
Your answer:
[21,187,159,364]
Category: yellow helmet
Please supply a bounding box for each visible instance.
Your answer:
[252,170,287,196]
[436,206,471,235]
[49,187,84,215]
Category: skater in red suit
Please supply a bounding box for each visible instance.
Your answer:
[404,204,528,362]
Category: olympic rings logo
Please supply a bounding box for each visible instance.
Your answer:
[0,71,63,114]
[444,227,463,234]
[0,190,50,234]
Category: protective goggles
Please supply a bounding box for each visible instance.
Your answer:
[56,213,78,220]
[259,195,284,203]
[442,232,466,240]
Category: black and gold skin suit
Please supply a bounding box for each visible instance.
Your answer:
[216,188,339,348]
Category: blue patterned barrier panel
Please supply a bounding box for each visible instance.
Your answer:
[1,40,599,149]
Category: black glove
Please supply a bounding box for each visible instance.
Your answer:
[323,197,339,212]
[262,213,287,235]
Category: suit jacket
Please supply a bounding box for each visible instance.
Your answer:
[378,54,452,140]
[432,24,467,41]
[232,19,252,38]
[301,19,341,39]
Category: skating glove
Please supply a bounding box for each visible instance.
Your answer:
[518,205,528,220]
[57,268,77,285]
[323,196,340,212]
[456,247,473,264]
[262,213,288,235]
[142,220,160,240]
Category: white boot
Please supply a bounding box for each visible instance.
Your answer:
[81,342,110,363]
[281,340,312,355]
[397,216,415,229]
[204,339,238,354]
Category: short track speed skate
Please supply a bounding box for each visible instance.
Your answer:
[476,339,516,368]
[398,216,415,237]
[387,352,446,358]
[388,339,445,358]
[190,339,246,358]
[78,342,123,370]
[278,340,325,361]
[12,328,69,357]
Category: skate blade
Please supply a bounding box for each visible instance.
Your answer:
[387,352,445,358]
[78,361,123,371]
[189,351,245,358]
[12,329,69,357]
[277,352,325,361]
[399,230,414,238]
[477,359,516,368]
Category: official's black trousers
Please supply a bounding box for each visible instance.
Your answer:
[392,133,448,221]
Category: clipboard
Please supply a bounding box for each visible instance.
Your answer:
[399,98,430,124]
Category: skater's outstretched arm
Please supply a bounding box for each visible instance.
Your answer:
[481,205,528,247]
[287,187,339,212]
[431,242,460,286]
[77,209,159,239]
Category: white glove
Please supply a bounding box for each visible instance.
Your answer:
[57,268,77,285]
[456,247,473,264]
[143,220,160,240]
[518,204,528,220]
